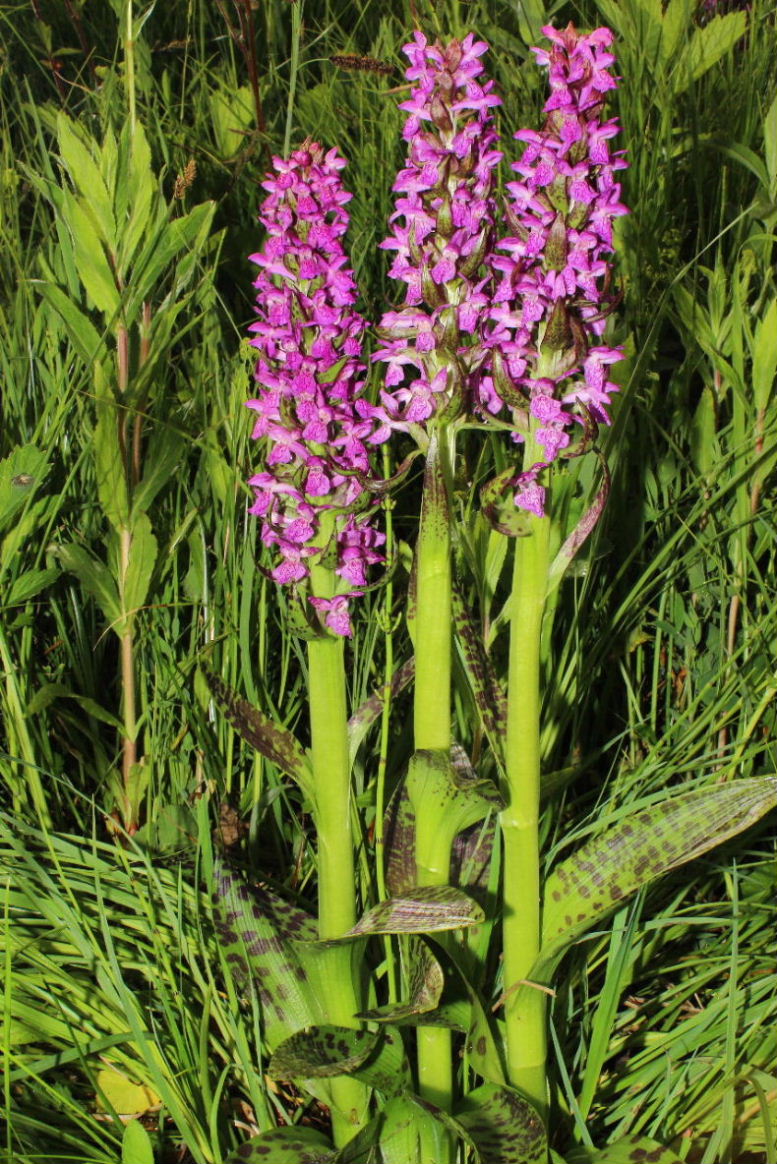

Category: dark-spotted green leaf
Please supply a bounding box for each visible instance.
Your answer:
[384,782,417,895]
[213,861,321,1049]
[452,585,507,774]
[269,1025,379,1081]
[227,1127,335,1164]
[409,749,501,885]
[567,1134,683,1164]
[347,886,484,937]
[348,656,414,766]
[374,1095,424,1164]
[456,1083,546,1164]
[204,669,313,797]
[358,938,443,1025]
[541,777,777,964]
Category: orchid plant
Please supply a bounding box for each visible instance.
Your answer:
[205,23,777,1164]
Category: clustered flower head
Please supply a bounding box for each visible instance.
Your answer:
[247,27,627,627]
[246,141,384,637]
[370,31,503,439]
[482,24,628,517]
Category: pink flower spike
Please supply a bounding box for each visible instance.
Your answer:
[246,141,383,633]
[483,20,628,514]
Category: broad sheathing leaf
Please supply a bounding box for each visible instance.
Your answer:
[226,1127,335,1164]
[270,1024,410,1095]
[269,1025,379,1081]
[567,1134,684,1164]
[212,861,321,1049]
[542,777,777,961]
[456,1083,546,1164]
[346,886,484,937]
[358,938,443,1024]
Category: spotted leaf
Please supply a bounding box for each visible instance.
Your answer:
[358,938,443,1024]
[456,1083,546,1164]
[567,1134,684,1164]
[346,886,484,937]
[212,861,322,1049]
[541,777,777,967]
[226,1127,335,1164]
[203,670,313,797]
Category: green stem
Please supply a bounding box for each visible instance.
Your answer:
[307,516,369,1145]
[283,0,302,157]
[501,431,551,1116]
[119,526,139,832]
[413,427,455,1159]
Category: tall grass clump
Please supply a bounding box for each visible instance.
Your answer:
[1,1,775,1162]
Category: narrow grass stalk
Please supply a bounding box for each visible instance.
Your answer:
[412,426,455,1157]
[307,512,369,1145]
[501,430,551,1115]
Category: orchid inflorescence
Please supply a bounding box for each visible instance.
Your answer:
[483,25,629,517]
[247,24,628,630]
[245,142,384,637]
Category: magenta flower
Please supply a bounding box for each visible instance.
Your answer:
[483,24,628,517]
[246,141,384,636]
[370,32,502,439]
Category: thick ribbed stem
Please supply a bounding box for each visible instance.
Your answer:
[500,430,551,1116]
[307,515,369,1145]
[413,427,455,1162]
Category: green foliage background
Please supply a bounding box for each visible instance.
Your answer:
[0,0,775,1161]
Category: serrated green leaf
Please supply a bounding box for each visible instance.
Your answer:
[121,1119,154,1164]
[347,886,484,937]
[203,669,313,796]
[226,1127,335,1164]
[752,298,777,414]
[34,282,104,364]
[94,406,130,532]
[117,120,156,272]
[51,543,121,628]
[57,113,116,246]
[567,1134,683,1164]
[672,12,747,94]
[456,1083,546,1164]
[659,0,692,64]
[0,445,48,534]
[131,426,187,516]
[128,201,215,313]
[541,777,777,964]
[62,191,121,318]
[122,512,158,623]
[4,568,59,606]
